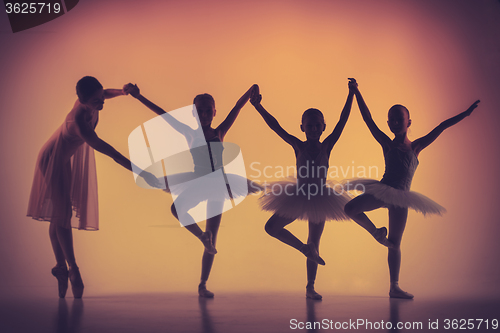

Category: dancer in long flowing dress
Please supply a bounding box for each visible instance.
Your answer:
[127,83,260,297]
[343,79,479,298]
[249,80,354,299]
[27,76,159,298]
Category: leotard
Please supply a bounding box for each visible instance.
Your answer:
[344,147,445,215]
[163,130,261,201]
[259,143,350,223]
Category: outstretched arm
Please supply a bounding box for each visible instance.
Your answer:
[352,81,392,151]
[216,84,257,140]
[124,83,166,116]
[125,83,192,136]
[104,89,126,99]
[75,109,160,187]
[323,79,355,151]
[412,100,480,155]
[250,86,301,148]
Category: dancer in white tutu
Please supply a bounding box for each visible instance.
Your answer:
[126,83,260,297]
[250,80,354,299]
[343,79,480,299]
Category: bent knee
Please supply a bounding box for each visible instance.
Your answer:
[344,201,358,217]
[264,222,279,237]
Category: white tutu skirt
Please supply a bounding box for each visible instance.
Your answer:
[343,178,446,216]
[259,178,351,223]
[162,171,262,202]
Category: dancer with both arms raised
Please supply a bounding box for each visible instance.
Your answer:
[343,79,479,298]
[126,83,261,298]
[250,80,355,299]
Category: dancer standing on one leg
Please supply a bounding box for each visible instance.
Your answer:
[27,76,159,298]
[250,80,354,299]
[127,83,260,297]
[344,79,479,298]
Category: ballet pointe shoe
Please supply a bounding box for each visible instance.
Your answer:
[306,287,322,300]
[198,284,215,298]
[300,244,325,266]
[51,266,69,298]
[389,284,414,299]
[372,227,394,248]
[68,266,84,299]
[199,231,217,255]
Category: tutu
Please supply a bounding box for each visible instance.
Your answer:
[260,178,351,223]
[343,179,446,216]
[163,171,262,201]
[27,103,99,230]
[258,140,352,223]
[160,134,262,203]
[341,147,446,216]
[155,128,262,226]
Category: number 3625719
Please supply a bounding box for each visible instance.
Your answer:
[5,3,61,14]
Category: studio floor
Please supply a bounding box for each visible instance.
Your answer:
[1,289,499,333]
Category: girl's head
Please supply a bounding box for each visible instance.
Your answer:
[76,76,104,110]
[194,93,216,127]
[301,108,326,140]
[387,104,411,135]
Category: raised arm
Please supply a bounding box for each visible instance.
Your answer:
[250,86,301,148]
[104,88,126,99]
[125,83,166,116]
[352,81,392,150]
[216,84,256,140]
[412,100,480,155]
[323,79,355,152]
[125,83,192,137]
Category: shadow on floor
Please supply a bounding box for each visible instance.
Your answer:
[1,291,498,333]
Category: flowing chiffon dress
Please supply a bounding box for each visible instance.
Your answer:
[27,102,99,230]
[259,143,351,223]
[344,147,446,215]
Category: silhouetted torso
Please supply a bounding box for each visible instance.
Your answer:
[380,148,419,191]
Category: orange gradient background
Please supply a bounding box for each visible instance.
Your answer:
[0,0,499,297]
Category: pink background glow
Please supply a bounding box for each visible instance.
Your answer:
[0,0,499,298]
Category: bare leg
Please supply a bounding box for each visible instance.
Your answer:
[49,220,83,298]
[49,222,70,298]
[306,221,325,299]
[49,222,68,267]
[46,162,82,297]
[265,214,301,249]
[171,199,223,297]
[53,224,77,268]
[49,175,76,269]
[265,214,325,265]
[387,207,413,299]
[171,202,217,254]
[344,194,392,247]
[198,208,222,298]
[55,226,83,298]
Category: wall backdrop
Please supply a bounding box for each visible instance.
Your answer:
[0,0,499,297]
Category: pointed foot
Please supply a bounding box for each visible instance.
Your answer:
[51,265,69,298]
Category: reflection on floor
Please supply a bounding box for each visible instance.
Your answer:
[1,290,498,333]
